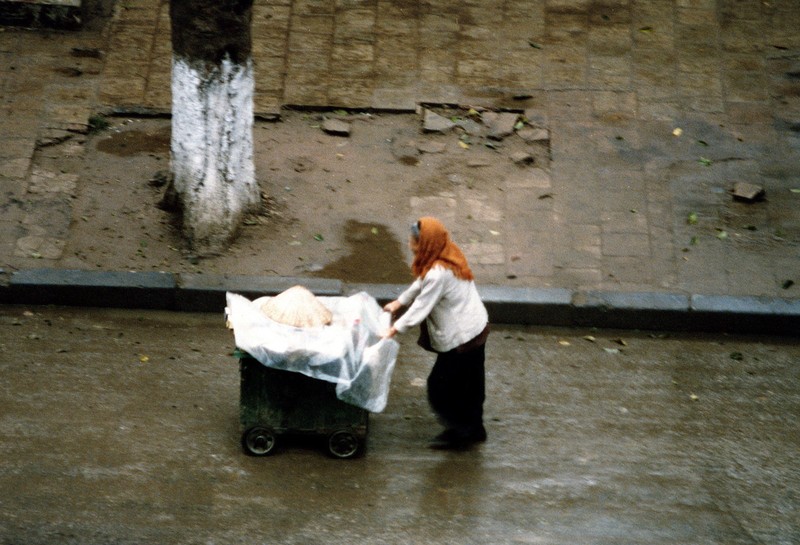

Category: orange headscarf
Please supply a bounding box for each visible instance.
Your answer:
[411,217,474,281]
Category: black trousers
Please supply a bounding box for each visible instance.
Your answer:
[426,342,486,435]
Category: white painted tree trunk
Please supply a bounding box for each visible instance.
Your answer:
[170,54,260,255]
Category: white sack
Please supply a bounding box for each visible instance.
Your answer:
[225,291,399,412]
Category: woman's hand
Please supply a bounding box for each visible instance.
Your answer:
[383,300,403,316]
[382,326,398,339]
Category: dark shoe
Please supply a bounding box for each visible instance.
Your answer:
[428,429,461,449]
[429,437,470,450]
[471,425,487,442]
[428,427,486,450]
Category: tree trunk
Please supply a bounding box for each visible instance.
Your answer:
[169,0,260,256]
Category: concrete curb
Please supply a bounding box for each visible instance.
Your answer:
[1,268,798,336]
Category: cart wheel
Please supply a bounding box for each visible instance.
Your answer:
[328,430,361,459]
[242,426,277,456]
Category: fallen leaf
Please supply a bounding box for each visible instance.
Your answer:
[790,188,800,193]
[458,141,470,149]
[699,157,713,166]
[672,127,683,136]
[689,394,699,401]
[729,352,744,361]
[583,335,596,343]
[139,355,150,363]
[313,234,324,241]
[690,235,699,246]
[639,26,653,33]
[613,338,628,346]
[697,140,708,146]
[558,340,571,346]
[782,279,795,289]
[716,230,728,240]
[603,348,620,355]
[489,230,500,236]
[687,212,698,225]
[371,227,379,235]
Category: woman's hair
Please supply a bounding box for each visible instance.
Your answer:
[411,217,474,281]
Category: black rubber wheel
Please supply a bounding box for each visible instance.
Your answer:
[328,430,361,459]
[242,426,277,456]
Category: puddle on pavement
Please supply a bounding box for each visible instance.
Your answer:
[96,127,171,156]
[311,220,411,284]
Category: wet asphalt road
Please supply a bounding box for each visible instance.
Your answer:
[0,304,798,545]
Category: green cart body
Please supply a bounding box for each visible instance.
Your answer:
[239,354,369,458]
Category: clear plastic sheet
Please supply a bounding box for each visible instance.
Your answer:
[225,291,399,413]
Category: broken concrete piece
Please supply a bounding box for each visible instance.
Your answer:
[510,151,534,165]
[455,118,484,136]
[14,236,66,260]
[417,141,447,154]
[524,109,548,127]
[422,109,456,133]
[322,118,351,136]
[517,128,549,142]
[486,112,519,140]
[732,182,765,203]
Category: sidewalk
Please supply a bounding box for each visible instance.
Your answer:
[1,0,799,333]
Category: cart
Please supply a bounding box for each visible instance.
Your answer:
[238,352,369,458]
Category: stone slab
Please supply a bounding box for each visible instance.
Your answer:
[5,0,81,6]
[2,269,798,336]
[7,268,176,309]
[572,290,691,331]
[479,286,574,326]
[689,294,800,335]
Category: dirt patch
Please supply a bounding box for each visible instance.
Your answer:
[95,126,171,157]
[54,109,550,284]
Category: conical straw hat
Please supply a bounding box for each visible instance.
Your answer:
[259,285,332,328]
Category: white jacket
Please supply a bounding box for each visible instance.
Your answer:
[393,265,489,353]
